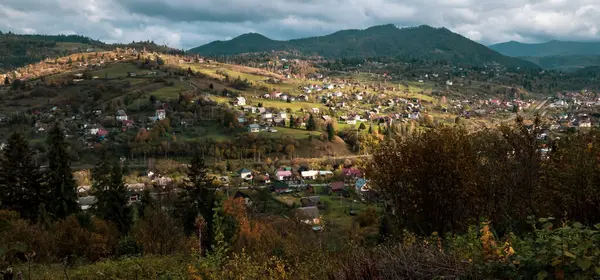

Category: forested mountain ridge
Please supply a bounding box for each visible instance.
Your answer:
[189,24,538,68]
[489,40,600,57]
[0,31,183,70]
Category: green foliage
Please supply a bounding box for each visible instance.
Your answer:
[0,132,48,221]
[46,124,79,220]
[306,114,317,131]
[92,150,132,233]
[327,122,336,141]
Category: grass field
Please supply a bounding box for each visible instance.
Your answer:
[150,79,192,99]
[88,63,146,79]
[257,127,321,140]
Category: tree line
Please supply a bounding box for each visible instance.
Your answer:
[371,117,600,236]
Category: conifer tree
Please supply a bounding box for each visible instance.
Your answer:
[46,124,78,219]
[289,115,295,128]
[177,152,216,250]
[327,122,336,141]
[93,150,131,233]
[368,124,373,134]
[3,76,8,85]
[307,114,316,131]
[0,132,47,221]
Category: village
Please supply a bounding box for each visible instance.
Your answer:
[1,48,599,233]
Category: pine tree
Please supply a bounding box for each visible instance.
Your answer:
[93,150,131,233]
[327,123,336,141]
[3,76,8,85]
[0,132,47,221]
[368,125,373,134]
[46,124,78,219]
[289,115,295,128]
[359,122,366,130]
[177,152,216,251]
[307,114,316,131]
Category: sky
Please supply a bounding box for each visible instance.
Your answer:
[1,0,599,50]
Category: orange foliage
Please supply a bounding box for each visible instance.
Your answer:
[223,197,277,252]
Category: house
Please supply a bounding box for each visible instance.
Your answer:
[355,178,370,192]
[446,80,453,86]
[116,109,128,121]
[300,170,319,180]
[311,108,320,114]
[247,124,260,133]
[295,206,321,226]
[346,119,357,125]
[156,109,166,120]
[237,117,246,124]
[127,72,137,77]
[298,94,309,101]
[234,97,246,106]
[355,94,363,101]
[238,168,253,181]
[342,168,362,178]
[319,171,333,176]
[329,181,345,192]
[276,170,293,180]
[272,181,291,193]
[278,112,288,119]
[78,196,97,211]
[322,115,332,122]
[300,196,322,207]
[234,191,252,206]
[410,111,421,120]
[262,113,273,119]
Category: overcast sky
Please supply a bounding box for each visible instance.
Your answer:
[1,0,599,50]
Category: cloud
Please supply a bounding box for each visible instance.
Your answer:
[0,0,599,50]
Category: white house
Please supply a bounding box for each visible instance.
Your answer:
[355,94,363,101]
[116,110,128,121]
[279,112,288,119]
[262,113,273,119]
[247,124,260,133]
[446,80,453,86]
[301,170,319,180]
[156,109,166,120]
[239,168,253,181]
[311,108,320,114]
[234,97,246,106]
[346,119,357,125]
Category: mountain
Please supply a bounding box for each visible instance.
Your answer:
[489,40,600,57]
[0,31,183,70]
[189,24,538,68]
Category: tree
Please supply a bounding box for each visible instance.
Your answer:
[368,125,373,134]
[176,152,216,253]
[3,76,8,85]
[307,114,317,131]
[0,132,47,221]
[46,124,79,219]
[326,123,336,141]
[149,95,157,105]
[289,115,295,128]
[209,83,214,89]
[68,57,73,65]
[93,150,131,233]
[359,122,366,130]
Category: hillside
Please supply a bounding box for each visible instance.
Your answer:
[489,40,600,57]
[189,24,538,68]
[0,31,184,71]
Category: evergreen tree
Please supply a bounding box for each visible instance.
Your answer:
[93,150,131,233]
[307,114,316,131]
[326,122,336,141]
[46,124,78,219]
[289,115,295,128]
[3,76,8,85]
[0,132,47,221]
[368,125,373,134]
[67,57,72,65]
[177,152,216,251]
[359,122,366,130]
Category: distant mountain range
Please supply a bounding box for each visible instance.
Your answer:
[489,40,600,57]
[489,40,600,71]
[0,31,183,70]
[189,24,538,68]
